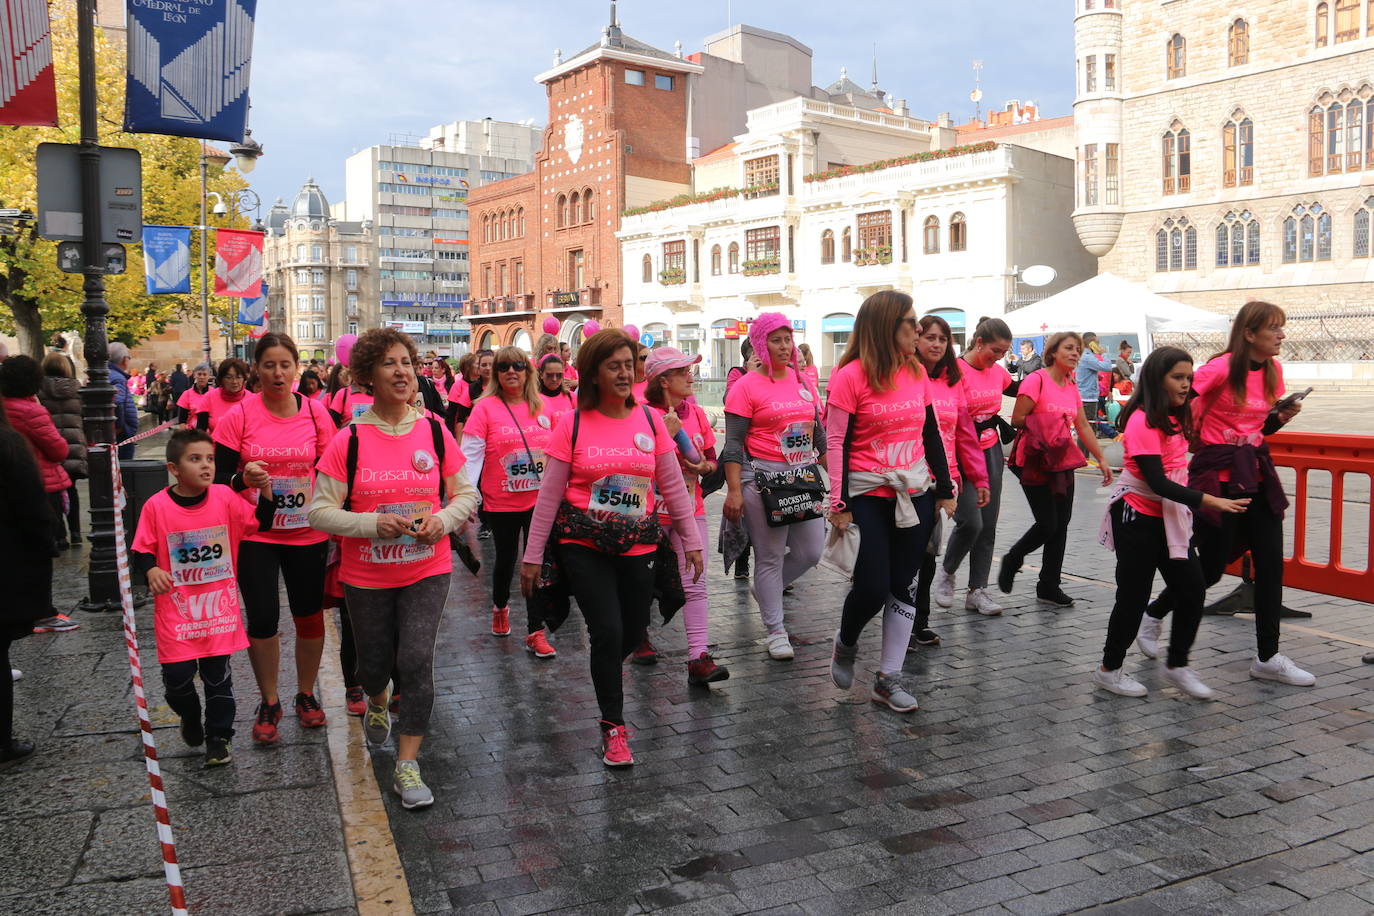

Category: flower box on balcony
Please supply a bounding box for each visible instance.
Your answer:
[659,268,687,286]
[742,181,780,200]
[741,258,781,276]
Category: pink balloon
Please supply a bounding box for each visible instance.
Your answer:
[583,320,601,337]
[542,316,561,335]
[335,333,358,364]
[623,324,639,341]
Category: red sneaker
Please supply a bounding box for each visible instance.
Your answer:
[294,692,327,728]
[524,629,556,658]
[491,606,511,637]
[630,637,658,665]
[252,701,282,744]
[388,692,401,715]
[600,721,634,767]
[345,686,366,717]
[687,653,730,686]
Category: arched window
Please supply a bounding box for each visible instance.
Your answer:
[820,229,835,264]
[570,191,581,225]
[710,244,721,275]
[1284,203,1332,263]
[483,215,490,243]
[923,216,940,254]
[841,227,852,262]
[1317,2,1329,47]
[1318,210,1333,259]
[1157,217,1196,271]
[1216,211,1260,267]
[1162,123,1191,193]
[517,207,525,236]
[949,213,967,251]
[1355,198,1374,257]
[1155,230,1168,272]
[1336,0,1359,42]
[501,211,509,240]
[1347,100,1364,171]
[1222,114,1253,187]
[641,253,652,283]
[557,194,568,228]
[1228,19,1249,66]
[1166,34,1186,79]
[583,188,594,222]
[727,242,740,274]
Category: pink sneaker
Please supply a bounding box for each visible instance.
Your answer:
[524,629,556,658]
[600,721,634,767]
[491,606,511,637]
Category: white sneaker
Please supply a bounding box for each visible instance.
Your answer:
[1091,667,1148,697]
[1249,653,1316,687]
[1160,662,1214,699]
[766,632,794,660]
[933,569,956,608]
[964,588,1003,616]
[9,668,20,682]
[1136,615,1162,660]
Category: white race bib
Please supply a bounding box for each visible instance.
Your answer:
[167,525,233,586]
[367,500,435,565]
[501,448,546,492]
[588,474,649,518]
[778,421,814,465]
[270,476,311,530]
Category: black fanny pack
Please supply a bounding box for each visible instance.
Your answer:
[753,462,826,527]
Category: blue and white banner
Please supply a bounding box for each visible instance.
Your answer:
[237,283,267,326]
[124,0,257,142]
[141,224,191,294]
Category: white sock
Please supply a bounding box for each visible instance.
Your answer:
[880,596,917,675]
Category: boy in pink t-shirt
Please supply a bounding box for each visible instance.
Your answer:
[132,430,274,767]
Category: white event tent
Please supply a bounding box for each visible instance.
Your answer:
[1005,272,1232,354]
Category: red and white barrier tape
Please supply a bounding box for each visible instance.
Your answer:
[111,461,189,916]
[118,419,176,448]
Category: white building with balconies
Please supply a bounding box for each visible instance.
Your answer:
[619,96,1095,378]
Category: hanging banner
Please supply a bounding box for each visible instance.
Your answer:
[249,303,268,338]
[213,228,262,297]
[141,225,192,294]
[124,0,257,142]
[237,283,267,326]
[0,0,57,126]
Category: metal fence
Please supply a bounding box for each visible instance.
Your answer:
[1154,309,1374,361]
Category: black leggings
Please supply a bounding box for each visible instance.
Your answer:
[1102,501,1205,670]
[561,545,656,725]
[1006,478,1075,588]
[1,638,12,743]
[65,485,81,539]
[238,540,328,640]
[838,494,936,644]
[337,598,358,689]
[160,654,235,738]
[1150,493,1285,661]
[483,508,533,622]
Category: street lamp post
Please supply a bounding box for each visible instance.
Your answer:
[207,186,264,360]
[198,130,263,366]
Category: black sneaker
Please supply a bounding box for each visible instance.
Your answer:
[1036,585,1075,607]
[180,716,205,748]
[204,736,232,767]
[997,555,1021,594]
[0,736,36,770]
[908,628,941,649]
[733,560,750,580]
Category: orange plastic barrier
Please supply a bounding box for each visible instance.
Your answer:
[1226,431,1374,602]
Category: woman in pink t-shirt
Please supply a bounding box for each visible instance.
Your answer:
[1144,300,1313,687]
[462,346,555,650]
[558,342,579,390]
[519,330,702,768]
[933,316,1020,618]
[192,358,251,433]
[907,315,992,647]
[311,328,478,809]
[1093,347,1250,700]
[329,383,374,427]
[644,347,729,687]
[799,343,821,390]
[825,292,956,714]
[213,334,334,745]
[722,314,827,661]
[999,331,1113,607]
[176,363,213,427]
[536,354,577,424]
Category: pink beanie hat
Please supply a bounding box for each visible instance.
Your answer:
[748,312,798,373]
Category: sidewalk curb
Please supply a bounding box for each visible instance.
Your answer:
[320,613,415,916]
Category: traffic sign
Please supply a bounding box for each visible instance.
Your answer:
[36,143,143,244]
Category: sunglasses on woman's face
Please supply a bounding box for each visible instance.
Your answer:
[495,361,528,373]
[543,372,564,381]
[899,316,919,330]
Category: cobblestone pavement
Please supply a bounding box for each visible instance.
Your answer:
[4,399,1372,915]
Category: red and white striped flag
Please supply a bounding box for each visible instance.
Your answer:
[213,228,264,298]
[0,0,57,126]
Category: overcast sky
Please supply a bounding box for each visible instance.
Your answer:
[248,1,1073,212]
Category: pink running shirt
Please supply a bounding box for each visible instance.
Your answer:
[316,420,463,588]
[960,359,1012,450]
[132,485,258,664]
[546,407,676,556]
[1190,354,1284,448]
[194,387,252,433]
[542,389,577,425]
[724,370,819,465]
[653,402,716,520]
[825,360,931,498]
[1121,410,1189,517]
[464,396,554,513]
[927,373,967,486]
[213,394,332,546]
[177,387,208,426]
[330,387,375,424]
[1019,368,1080,432]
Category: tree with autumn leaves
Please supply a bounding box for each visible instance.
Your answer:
[0,0,253,358]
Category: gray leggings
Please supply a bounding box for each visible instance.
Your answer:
[739,462,825,635]
[342,573,451,737]
[942,441,1005,590]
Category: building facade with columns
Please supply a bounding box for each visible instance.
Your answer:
[618,98,1094,377]
[261,179,376,363]
[1072,0,1374,357]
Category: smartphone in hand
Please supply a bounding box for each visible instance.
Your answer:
[1275,387,1313,411]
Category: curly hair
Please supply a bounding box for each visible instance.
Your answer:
[349,327,419,392]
